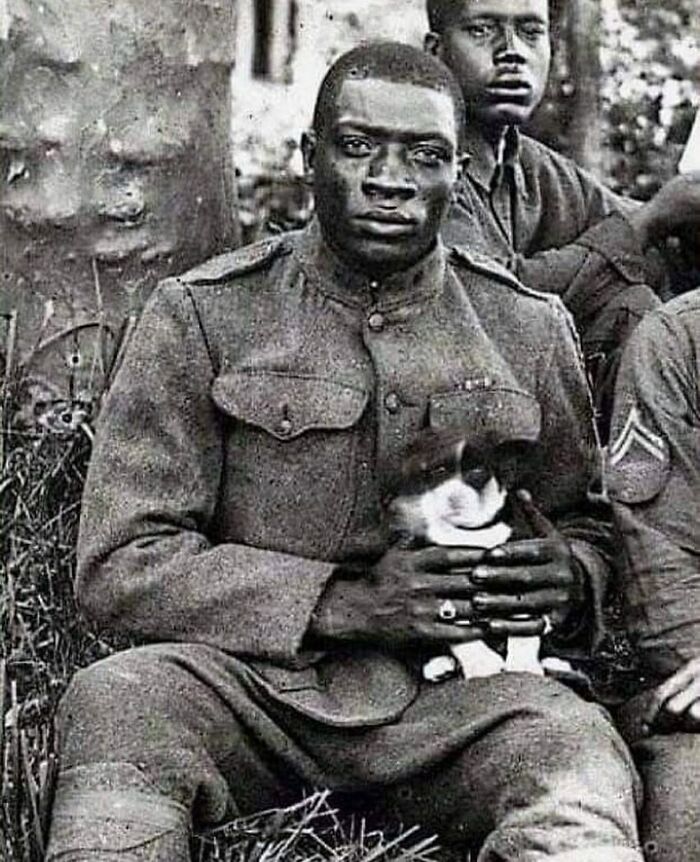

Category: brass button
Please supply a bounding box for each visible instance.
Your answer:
[384,391,400,414]
[368,311,385,332]
[277,418,293,437]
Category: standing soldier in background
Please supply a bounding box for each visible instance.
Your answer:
[425,0,700,437]
[47,43,644,862]
[609,288,700,862]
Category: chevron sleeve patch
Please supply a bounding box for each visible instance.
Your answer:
[607,407,670,504]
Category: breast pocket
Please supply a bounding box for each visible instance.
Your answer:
[211,370,368,557]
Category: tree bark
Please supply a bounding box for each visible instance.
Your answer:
[566,0,604,175]
[0,0,238,418]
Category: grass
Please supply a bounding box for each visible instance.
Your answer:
[0,313,447,861]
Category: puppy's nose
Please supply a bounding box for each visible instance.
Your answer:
[461,466,492,492]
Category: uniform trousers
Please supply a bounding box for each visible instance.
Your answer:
[616,689,700,862]
[47,642,644,862]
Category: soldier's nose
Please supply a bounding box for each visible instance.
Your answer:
[363,176,416,200]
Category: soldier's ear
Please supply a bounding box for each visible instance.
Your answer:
[424,32,442,57]
[301,131,316,180]
[457,152,470,182]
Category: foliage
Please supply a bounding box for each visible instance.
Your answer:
[600,0,699,199]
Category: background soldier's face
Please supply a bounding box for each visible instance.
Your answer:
[310,77,458,274]
[435,0,551,130]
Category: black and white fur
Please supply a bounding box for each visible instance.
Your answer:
[389,438,543,680]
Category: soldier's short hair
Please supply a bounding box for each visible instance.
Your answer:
[427,0,460,32]
[313,41,465,138]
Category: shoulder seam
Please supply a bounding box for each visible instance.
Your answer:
[449,245,553,302]
[178,236,292,286]
[183,285,216,375]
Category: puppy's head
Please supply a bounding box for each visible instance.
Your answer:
[388,432,517,547]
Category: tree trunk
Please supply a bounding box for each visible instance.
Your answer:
[0,0,238,420]
[566,0,604,175]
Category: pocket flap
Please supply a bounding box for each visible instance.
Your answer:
[211,371,368,440]
[429,387,541,449]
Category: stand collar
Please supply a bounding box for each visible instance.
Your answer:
[460,125,525,198]
[296,219,447,309]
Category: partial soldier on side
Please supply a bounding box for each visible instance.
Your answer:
[609,288,700,862]
[425,0,700,437]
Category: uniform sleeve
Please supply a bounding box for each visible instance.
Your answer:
[510,167,661,303]
[513,184,663,444]
[531,299,615,658]
[608,309,700,680]
[76,281,336,663]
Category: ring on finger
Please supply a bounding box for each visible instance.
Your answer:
[437,599,458,622]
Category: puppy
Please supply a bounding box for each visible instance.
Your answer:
[388,433,543,681]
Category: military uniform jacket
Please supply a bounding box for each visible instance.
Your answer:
[609,289,700,683]
[443,128,662,330]
[77,222,610,727]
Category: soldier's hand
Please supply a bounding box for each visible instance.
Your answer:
[468,490,586,636]
[630,171,700,247]
[309,545,543,649]
[644,657,700,734]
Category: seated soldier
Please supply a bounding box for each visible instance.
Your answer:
[47,43,644,862]
[609,290,700,862]
[425,0,700,437]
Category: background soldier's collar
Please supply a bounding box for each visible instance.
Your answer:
[297,219,446,310]
[459,126,525,198]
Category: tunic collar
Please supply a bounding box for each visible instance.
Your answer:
[297,219,447,310]
[460,125,526,198]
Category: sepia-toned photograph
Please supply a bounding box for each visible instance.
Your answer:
[1,1,699,859]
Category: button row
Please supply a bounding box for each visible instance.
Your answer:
[277,417,294,437]
[384,391,400,414]
[368,311,385,332]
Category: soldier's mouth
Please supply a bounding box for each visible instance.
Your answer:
[486,79,532,100]
[356,210,417,225]
[353,212,418,237]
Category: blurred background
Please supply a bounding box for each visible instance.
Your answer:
[230,0,700,240]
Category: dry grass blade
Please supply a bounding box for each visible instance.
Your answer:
[20,730,44,858]
[193,791,442,862]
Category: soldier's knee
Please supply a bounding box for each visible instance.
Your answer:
[57,645,176,749]
[62,646,154,707]
[512,679,635,778]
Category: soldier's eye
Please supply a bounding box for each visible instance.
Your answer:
[339,136,373,157]
[463,20,497,40]
[411,146,449,167]
[518,21,546,41]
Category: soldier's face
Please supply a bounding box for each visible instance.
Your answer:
[308,77,458,274]
[430,0,551,130]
